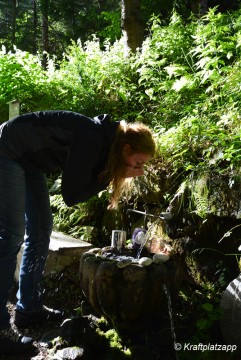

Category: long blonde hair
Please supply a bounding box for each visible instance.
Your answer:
[100,120,156,208]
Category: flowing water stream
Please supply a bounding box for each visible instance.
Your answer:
[136,235,148,259]
[162,284,179,360]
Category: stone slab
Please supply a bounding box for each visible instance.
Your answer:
[15,231,93,281]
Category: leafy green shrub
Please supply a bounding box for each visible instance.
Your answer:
[0,47,44,121]
[59,37,141,120]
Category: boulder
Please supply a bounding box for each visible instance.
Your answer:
[220,274,241,354]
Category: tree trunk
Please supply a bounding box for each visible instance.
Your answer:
[121,0,144,53]
[191,0,208,15]
[11,0,17,49]
[40,0,49,68]
[33,0,37,54]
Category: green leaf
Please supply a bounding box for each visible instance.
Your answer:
[201,303,214,312]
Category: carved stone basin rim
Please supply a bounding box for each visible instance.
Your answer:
[87,246,171,268]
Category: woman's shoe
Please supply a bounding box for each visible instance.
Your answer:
[0,327,33,354]
[14,305,63,328]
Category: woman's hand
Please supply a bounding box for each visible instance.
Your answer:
[124,165,145,178]
[122,150,152,178]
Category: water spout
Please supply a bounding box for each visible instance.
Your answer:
[126,208,173,220]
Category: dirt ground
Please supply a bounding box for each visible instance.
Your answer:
[0,262,82,360]
[0,303,65,359]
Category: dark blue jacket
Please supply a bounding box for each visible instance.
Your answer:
[0,110,119,206]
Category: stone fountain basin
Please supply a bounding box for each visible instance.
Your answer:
[79,248,183,331]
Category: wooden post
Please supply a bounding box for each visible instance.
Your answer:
[8,99,20,119]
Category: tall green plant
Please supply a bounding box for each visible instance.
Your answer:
[191,7,237,93]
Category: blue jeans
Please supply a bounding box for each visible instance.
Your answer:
[0,157,53,330]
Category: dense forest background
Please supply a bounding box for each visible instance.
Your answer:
[1,0,241,57]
